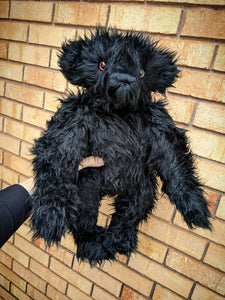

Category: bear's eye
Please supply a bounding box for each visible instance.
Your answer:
[99,61,106,71]
[139,69,145,78]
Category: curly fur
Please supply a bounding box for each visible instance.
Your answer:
[30,28,211,265]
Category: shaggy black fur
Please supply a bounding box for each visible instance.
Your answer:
[30,28,211,265]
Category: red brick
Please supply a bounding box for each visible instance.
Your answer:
[121,285,148,300]
[0,21,28,42]
[0,116,3,131]
[60,233,77,253]
[0,41,7,59]
[39,241,73,267]
[117,254,128,264]
[216,195,225,220]
[2,242,30,267]
[101,260,153,296]
[148,0,225,4]
[4,118,42,144]
[22,105,53,129]
[0,81,5,98]
[4,152,33,177]
[0,132,20,155]
[1,262,26,291]
[193,103,225,134]
[97,211,108,227]
[14,234,49,267]
[192,284,225,300]
[29,24,76,47]
[54,3,108,26]
[140,217,207,259]
[153,194,175,221]
[129,253,193,298]
[187,128,225,163]
[30,259,67,293]
[73,260,122,297]
[167,95,195,124]
[27,284,49,300]
[137,232,167,263]
[99,195,114,215]
[159,38,214,69]
[46,285,70,300]
[0,286,16,300]
[152,285,183,300]
[44,91,61,112]
[10,1,53,23]
[2,182,10,189]
[0,274,10,291]
[10,284,31,300]
[50,257,92,295]
[24,66,67,93]
[50,48,60,70]
[67,284,92,300]
[171,70,225,103]
[92,286,118,300]
[0,60,23,82]
[0,1,9,18]
[166,249,225,295]
[0,248,12,268]
[0,166,19,185]
[0,98,22,120]
[181,9,225,39]
[214,45,225,72]
[13,260,46,292]
[109,5,182,34]
[204,189,219,214]
[16,224,33,242]
[204,242,225,273]
[6,82,44,108]
[174,212,225,246]
[20,141,32,160]
[68,82,80,94]
[8,43,50,67]
[197,159,225,192]
[0,149,3,164]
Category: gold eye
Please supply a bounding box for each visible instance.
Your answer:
[99,61,106,71]
[139,69,145,78]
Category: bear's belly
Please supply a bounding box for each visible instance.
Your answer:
[89,115,147,191]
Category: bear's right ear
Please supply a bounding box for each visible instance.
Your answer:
[58,40,83,86]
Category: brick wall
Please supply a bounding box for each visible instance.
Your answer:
[0,1,224,299]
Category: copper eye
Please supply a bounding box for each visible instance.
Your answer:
[139,69,145,78]
[99,61,106,71]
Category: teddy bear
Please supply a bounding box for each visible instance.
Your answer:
[30,28,211,265]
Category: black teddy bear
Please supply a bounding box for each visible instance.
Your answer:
[30,28,211,264]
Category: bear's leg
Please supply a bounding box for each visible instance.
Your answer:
[69,171,110,264]
[75,176,156,265]
[105,179,156,257]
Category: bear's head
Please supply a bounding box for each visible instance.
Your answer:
[58,28,179,109]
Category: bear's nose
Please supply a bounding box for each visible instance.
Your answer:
[111,73,136,85]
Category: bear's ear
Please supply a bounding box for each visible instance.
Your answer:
[58,39,84,86]
[144,45,180,94]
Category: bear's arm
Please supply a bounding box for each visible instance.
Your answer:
[30,100,89,244]
[146,100,211,229]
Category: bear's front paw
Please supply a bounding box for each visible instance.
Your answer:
[31,205,67,245]
[183,208,211,230]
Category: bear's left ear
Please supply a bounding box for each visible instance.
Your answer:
[58,39,84,86]
[144,46,180,94]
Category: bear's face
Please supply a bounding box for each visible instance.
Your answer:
[59,28,179,109]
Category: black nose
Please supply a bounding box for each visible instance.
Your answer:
[106,72,140,108]
[112,73,136,85]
